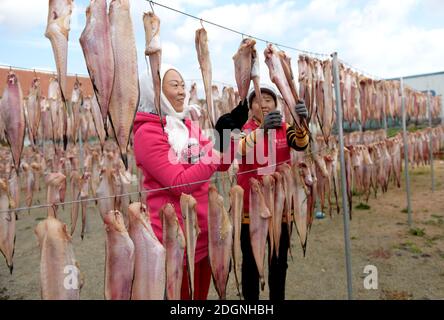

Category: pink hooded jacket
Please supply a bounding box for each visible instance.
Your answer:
[133,112,232,263]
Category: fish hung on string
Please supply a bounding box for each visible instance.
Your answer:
[195,26,216,129]
[264,44,309,133]
[143,11,163,130]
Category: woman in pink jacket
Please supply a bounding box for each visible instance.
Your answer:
[133,64,247,300]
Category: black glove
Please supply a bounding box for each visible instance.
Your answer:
[214,99,249,152]
[260,110,282,133]
[295,100,308,119]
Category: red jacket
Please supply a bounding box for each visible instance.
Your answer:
[133,112,232,263]
[237,118,292,213]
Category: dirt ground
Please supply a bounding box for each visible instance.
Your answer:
[1,158,443,300]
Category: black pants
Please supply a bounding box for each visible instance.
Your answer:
[241,223,290,301]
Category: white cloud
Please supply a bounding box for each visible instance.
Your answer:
[0,0,87,33]
[0,0,47,31]
[295,0,444,78]
[3,0,442,90]
[161,41,185,64]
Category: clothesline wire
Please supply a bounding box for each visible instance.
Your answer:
[146,0,330,59]
[147,0,393,80]
[2,143,334,215]
[1,4,389,87]
[2,122,440,215]
[0,64,89,78]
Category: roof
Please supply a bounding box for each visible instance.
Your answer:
[0,66,94,99]
[386,71,444,81]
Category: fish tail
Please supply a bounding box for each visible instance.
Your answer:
[260,277,265,291]
[122,153,128,171]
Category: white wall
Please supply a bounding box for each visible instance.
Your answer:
[402,72,444,122]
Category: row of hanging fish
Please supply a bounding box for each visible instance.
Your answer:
[44,0,139,169]
[298,55,335,142]
[297,55,443,140]
[0,139,138,274]
[343,126,444,217]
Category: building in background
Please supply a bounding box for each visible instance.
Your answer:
[0,65,93,99]
[393,71,444,123]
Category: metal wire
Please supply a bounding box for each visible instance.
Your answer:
[146,0,330,58]
[1,138,335,215]
[0,64,89,78]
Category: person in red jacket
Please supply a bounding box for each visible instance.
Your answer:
[216,84,309,300]
[133,64,247,300]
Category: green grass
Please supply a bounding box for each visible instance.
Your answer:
[412,170,427,176]
[431,214,443,219]
[395,241,423,254]
[409,228,425,237]
[355,203,371,210]
[387,127,401,138]
[425,238,435,247]
[35,217,45,221]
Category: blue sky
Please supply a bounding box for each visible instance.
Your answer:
[0,0,443,95]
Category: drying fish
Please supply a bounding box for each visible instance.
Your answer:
[45,0,72,101]
[109,0,139,170]
[45,0,72,150]
[321,59,334,141]
[161,203,185,300]
[70,79,83,144]
[45,172,66,218]
[264,44,306,131]
[291,162,311,255]
[232,38,256,101]
[0,179,15,274]
[208,185,233,300]
[90,95,106,148]
[277,163,293,238]
[96,167,119,221]
[90,150,101,197]
[278,50,299,105]
[195,27,215,127]
[8,169,19,212]
[143,11,163,126]
[229,185,244,296]
[250,42,263,112]
[262,175,275,260]
[128,202,166,300]
[78,172,90,240]
[35,216,81,299]
[272,172,285,258]
[249,178,271,291]
[47,77,62,148]
[0,72,25,175]
[180,193,200,299]
[79,0,114,136]
[26,77,42,146]
[313,154,329,217]
[70,170,81,236]
[21,162,35,213]
[116,169,131,228]
[104,210,135,300]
